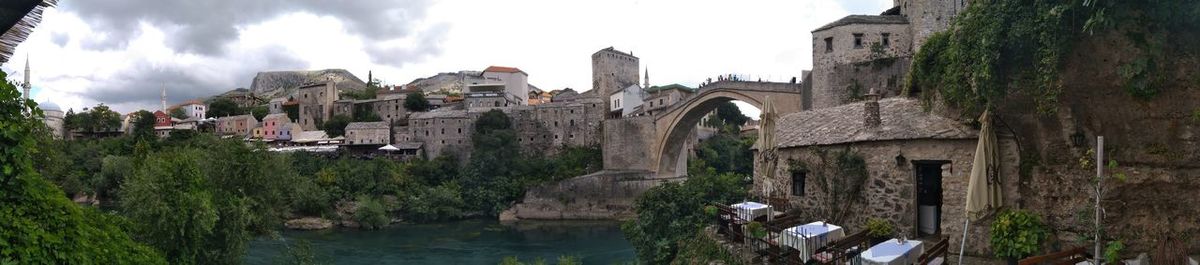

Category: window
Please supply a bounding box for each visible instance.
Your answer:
[881,33,891,47]
[659,99,664,106]
[569,120,575,126]
[791,170,807,196]
[824,37,833,52]
[853,33,864,49]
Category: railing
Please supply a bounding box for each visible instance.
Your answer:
[712,202,865,265]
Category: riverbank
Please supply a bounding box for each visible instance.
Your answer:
[245,219,637,264]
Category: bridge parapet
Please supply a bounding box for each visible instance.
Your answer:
[697,80,802,93]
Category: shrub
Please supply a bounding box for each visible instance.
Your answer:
[866,218,895,238]
[354,195,390,230]
[990,209,1048,259]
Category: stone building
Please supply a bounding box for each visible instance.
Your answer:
[297,82,338,130]
[511,96,607,151]
[344,121,390,146]
[642,84,695,116]
[592,47,640,112]
[332,97,407,122]
[757,97,1019,254]
[216,114,258,137]
[409,109,474,159]
[807,0,968,109]
[268,97,288,114]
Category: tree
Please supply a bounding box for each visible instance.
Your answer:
[131,110,157,140]
[352,104,382,122]
[404,92,432,112]
[250,105,268,121]
[0,71,166,264]
[206,98,239,118]
[283,103,299,121]
[85,104,121,132]
[121,150,219,264]
[322,115,352,137]
[169,107,188,119]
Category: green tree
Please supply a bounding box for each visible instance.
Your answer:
[0,71,166,264]
[120,150,219,264]
[404,92,432,112]
[352,104,382,122]
[250,105,269,121]
[206,98,240,118]
[169,107,188,119]
[131,110,158,140]
[283,103,300,121]
[322,115,352,137]
[694,133,755,176]
[621,165,749,264]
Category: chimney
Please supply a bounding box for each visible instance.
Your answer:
[864,88,881,128]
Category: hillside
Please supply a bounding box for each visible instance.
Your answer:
[249,69,367,99]
[402,71,481,95]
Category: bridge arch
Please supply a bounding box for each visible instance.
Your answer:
[651,83,803,177]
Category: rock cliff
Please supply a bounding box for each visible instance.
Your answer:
[249,69,366,99]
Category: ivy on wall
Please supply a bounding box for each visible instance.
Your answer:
[904,0,1200,116]
[793,148,869,224]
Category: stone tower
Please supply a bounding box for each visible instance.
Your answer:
[591,47,639,110]
[895,0,970,51]
[23,57,30,101]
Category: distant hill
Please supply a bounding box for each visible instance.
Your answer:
[249,69,367,99]
[403,70,539,95]
[403,71,481,95]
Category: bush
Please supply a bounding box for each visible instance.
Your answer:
[405,183,465,222]
[990,209,1048,259]
[621,169,748,264]
[354,195,390,230]
[866,218,895,238]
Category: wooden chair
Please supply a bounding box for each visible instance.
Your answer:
[811,230,870,265]
[766,196,791,212]
[918,237,950,265]
[1017,246,1092,265]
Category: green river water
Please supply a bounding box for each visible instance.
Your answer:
[243,219,637,264]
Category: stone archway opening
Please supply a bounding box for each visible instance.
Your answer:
[654,91,765,178]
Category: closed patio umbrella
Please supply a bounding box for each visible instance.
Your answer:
[959,110,1003,264]
[755,96,780,197]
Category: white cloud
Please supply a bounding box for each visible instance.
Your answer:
[4,0,894,115]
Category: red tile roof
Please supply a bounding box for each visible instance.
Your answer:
[483,66,526,75]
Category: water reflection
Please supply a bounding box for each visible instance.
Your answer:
[244,219,637,264]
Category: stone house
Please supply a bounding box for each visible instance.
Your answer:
[216,114,258,137]
[344,121,390,146]
[757,97,1019,254]
[268,97,287,114]
[642,84,695,116]
[465,83,522,110]
[410,109,473,159]
[332,98,407,122]
[807,1,969,110]
[297,82,338,130]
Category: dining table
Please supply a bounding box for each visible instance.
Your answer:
[860,238,925,265]
[777,221,845,263]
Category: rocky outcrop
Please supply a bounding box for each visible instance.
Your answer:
[285,217,333,230]
[402,71,480,94]
[505,170,682,220]
[249,69,366,98]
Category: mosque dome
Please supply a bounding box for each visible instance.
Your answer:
[38,101,61,111]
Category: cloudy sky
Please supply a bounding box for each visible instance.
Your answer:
[3,0,891,115]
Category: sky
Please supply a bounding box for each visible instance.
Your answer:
[2,0,892,117]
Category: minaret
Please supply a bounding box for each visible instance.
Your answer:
[643,67,650,88]
[160,84,167,112]
[23,56,31,101]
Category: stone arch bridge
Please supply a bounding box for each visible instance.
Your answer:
[601,80,806,178]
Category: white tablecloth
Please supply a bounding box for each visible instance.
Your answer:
[861,239,924,265]
[778,221,845,262]
[731,201,772,221]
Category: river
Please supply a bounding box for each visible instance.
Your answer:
[244,219,637,264]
